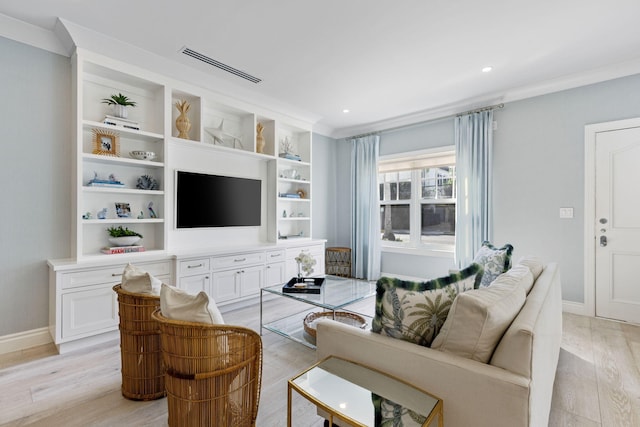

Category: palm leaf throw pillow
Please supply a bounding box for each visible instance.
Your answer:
[372,263,484,347]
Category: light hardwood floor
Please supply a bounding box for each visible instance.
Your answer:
[1,298,639,426]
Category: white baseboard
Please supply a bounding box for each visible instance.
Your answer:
[0,327,53,355]
[562,300,587,316]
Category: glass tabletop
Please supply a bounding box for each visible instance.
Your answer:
[290,356,441,427]
[262,275,376,310]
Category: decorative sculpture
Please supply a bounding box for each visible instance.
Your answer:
[175,100,191,139]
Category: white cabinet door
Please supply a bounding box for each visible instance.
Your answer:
[265,261,286,288]
[212,269,241,303]
[181,273,211,295]
[62,287,118,339]
[241,265,264,297]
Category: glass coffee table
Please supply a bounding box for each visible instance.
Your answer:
[260,275,376,348]
[288,356,443,427]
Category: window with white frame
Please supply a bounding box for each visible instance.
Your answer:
[379,147,456,251]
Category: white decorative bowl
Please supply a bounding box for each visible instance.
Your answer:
[108,236,141,246]
[130,151,156,161]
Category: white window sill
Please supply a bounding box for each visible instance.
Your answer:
[380,245,454,259]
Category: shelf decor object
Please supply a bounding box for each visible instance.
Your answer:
[92,128,120,156]
[256,122,265,153]
[129,151,156,161]
[136,174,159,190]
[101,92,137,119]
[175,99,191,139]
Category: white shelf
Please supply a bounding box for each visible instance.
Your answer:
[169,136,277,161]
[83,120,164,141]
[82,153,164,168]
[83,218,164,225]
[278,197,310,202]
[278,157,310,167]
[278,178,310,184]
[82,187,164,195]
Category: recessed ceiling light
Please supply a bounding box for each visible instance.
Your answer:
[482,66,493,73]
[342,109,350,113]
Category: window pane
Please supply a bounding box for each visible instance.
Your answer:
[421,167,455,199]
[421,203,455,238]
[398,171,411,200]
[380,205,410,242]
[380,171,411,201]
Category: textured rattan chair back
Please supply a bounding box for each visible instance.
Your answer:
[113,284,166,401]
[152,309,263,427]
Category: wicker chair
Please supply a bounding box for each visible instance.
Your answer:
[151,309,263,427]
[113,284,166,401]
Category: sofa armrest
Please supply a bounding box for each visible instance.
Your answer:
[316,319,531,427]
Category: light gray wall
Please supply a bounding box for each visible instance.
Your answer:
[492,73,640,302]
[311,133,338,245]
[0,36,71,336]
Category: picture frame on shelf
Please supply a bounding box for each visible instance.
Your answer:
[92,128,120,157]
[115,202,131,218]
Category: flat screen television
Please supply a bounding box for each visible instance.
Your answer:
[176,170,262,228]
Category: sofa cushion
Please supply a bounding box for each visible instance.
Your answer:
[160,284,224,324]
[121,263,162,295]
[371,263,483,347]
[431,280,526,363]
[473,241,514,287]
[516,256,544,281]
[494,264,534,294]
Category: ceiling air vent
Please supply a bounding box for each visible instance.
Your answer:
[180,47,262,84]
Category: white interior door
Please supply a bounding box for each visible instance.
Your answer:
[595,125,640,323]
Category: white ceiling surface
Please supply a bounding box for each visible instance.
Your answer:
[2,1,640,138]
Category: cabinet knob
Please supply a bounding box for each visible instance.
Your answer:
[234,258,246,263]
[188,263,204,269]
[111,273,123,277]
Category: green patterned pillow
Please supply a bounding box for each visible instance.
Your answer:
[473,241,514,287]
[372,393,427,426]
[371,263,483,347]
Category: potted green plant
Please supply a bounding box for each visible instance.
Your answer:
[107,226,143,246]
[102,93,137,119]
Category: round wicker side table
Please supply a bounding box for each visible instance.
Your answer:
[113,285,166,401]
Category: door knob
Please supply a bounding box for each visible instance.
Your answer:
[600,235,607,247]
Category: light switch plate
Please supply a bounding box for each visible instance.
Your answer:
[559,207,574,219]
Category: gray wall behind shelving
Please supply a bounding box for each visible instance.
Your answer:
[0,36,72,336]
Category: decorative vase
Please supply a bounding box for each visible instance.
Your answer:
[108,236,141,247]
[256,123,265,153]
[175,100,191,140]
[114,104,128,119]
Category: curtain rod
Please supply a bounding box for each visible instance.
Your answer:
[346,103,505,140]
[456,103,504,117]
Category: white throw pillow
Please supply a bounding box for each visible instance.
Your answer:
[492,264,534,294]
[160,284,224,324]
[121,263,162,295]
[431,282,526,363]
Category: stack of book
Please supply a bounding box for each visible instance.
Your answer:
[279,152,302,161]
[279,192,301,198]
[101,245,145,254]
[103,115,140,131]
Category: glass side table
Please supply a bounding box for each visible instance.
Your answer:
[288,356,443,427]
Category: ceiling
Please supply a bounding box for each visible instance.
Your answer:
[2,0,640,137]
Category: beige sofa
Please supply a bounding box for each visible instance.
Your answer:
[316,262,562,427]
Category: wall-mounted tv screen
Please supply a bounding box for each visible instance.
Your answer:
[176,171,261,228]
